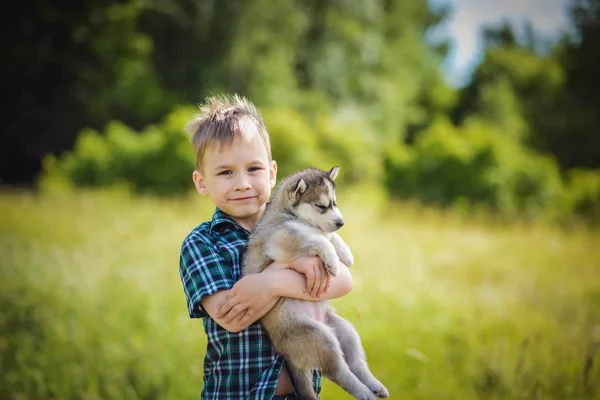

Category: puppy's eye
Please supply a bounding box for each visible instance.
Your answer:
[315,204,327,211]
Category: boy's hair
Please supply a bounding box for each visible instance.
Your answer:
[185,94,272,170]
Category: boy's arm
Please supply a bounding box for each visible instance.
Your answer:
[268,257,353,301]
[180,234,273,332]
[200,285,279,333]
[182,234,345,332]
[215,258,352,329]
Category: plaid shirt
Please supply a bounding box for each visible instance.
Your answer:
[179,208,322,400]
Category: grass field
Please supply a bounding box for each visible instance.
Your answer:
[1,189,599,399]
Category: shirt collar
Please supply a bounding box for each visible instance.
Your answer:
[209,208,248,234]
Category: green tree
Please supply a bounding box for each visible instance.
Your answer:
[548,0,600,169]
[454,11,600,171]
[452,21,565,147]
[1,0,172,185]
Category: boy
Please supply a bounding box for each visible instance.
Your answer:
[179,94,354,399]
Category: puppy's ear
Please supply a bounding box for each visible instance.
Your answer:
[290,178,307,202]
[328,166,340,181]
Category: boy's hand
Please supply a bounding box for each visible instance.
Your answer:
[215,273,278,327]
[289,256,331,298]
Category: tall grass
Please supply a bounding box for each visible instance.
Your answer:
[1,189,599,399]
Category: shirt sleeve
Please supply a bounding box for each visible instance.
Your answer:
[179,233,235,318]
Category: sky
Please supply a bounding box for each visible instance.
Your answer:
[427,0,572,87]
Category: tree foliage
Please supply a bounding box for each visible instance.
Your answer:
[1,0,175,184]
[386,117,564,216]
[3,0,600,221]
[453,1,600,171]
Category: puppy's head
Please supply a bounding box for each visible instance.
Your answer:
[284,166,344,233]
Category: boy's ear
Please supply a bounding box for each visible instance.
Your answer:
[269,160,278,188]
[192,170,209,196]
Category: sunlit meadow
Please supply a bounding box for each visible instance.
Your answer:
[1,188,599,399]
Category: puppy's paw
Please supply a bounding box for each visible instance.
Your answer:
[338,249,354,268]
[330,234,354,267]
[372,383,389,398]
[323,255,339,277]
[354,389,378,400]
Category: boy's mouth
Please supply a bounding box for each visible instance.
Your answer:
[231,196,256,202]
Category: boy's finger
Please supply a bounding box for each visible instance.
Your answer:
[316,273,327,296]
[325,276,331,293]
[216,295,237,318]
[312,265,321,296]
[222,304,244,323]
[306,269,315,295]
[325,276,332,292]
[238,311,249,327]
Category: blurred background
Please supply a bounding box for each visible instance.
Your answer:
[1,0,599,399]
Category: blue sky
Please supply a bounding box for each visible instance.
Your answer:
[427,0,571,87]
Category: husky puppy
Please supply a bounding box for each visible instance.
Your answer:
[243,166,389,400]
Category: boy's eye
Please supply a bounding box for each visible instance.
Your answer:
[218,170,232,176]
[248,166,262,172]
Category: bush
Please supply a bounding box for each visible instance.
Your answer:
[40,104,384,196]
[262,107,327,180]
[40,106,197,196]
[39,103,599,224]
[385,116,564,217]
[264,107,382,184]
[313,112,383,184]
[560,169,600,222]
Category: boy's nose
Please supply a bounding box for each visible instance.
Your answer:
[234,174,252,190]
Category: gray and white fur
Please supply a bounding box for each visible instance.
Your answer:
[243,166,389,400]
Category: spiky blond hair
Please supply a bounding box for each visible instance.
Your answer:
[185,94,272,170]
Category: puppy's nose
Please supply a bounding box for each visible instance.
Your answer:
[335,220,344,229]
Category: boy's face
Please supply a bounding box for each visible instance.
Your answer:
[193,135,277,231]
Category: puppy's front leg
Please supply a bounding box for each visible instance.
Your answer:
[329,233,354,267]
[308,238,340,277]
[265,229,339,276]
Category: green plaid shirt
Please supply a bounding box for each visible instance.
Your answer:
[179,208,321,399]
